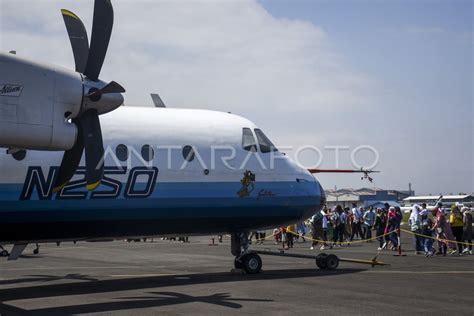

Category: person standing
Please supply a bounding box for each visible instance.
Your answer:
[431,203,451,256]
[320,208,330,250]
[332,205,345,247]
[421,215,435,257]
[309,210,324,250]
[256,230,266,245]
[409,204,424,254]
[280,226,288,249]
[363,206,376,241]
[374,208,386,250]
[273,228,282,244]
[296,222,306,243]
[343,207,352,242]
[286,224,295,249]
[449,205,464,255]
[461,207,472,255]
[386,207,399,250]
[350,204,363,241]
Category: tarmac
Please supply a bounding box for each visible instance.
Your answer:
[0,231,473,315]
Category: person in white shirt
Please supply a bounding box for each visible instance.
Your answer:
[320,207,329,250]
[350,204,363,241]
[409,204,424,254]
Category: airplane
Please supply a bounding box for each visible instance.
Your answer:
[0,0,375,274]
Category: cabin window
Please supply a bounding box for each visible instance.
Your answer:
[254,129,278,153]
[116,144,128,161]
[182,145,195,162]
[141,145,154,162]
[242,128,257,152]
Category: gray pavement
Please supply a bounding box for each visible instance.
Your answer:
[0,232,473,315]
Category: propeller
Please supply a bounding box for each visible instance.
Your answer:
[86,81,125,100]
[53,0,124,193]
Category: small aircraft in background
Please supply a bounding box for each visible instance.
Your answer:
[0,0,376,273]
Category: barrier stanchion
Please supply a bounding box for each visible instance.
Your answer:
[393,228,406,257]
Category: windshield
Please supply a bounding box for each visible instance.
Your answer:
[242,128,257,152]
[254,129,278,153]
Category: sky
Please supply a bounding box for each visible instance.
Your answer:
[0,0,472,195]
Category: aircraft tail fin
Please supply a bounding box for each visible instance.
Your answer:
[150,93,166,107]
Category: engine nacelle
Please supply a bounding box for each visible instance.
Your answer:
[0,52,82,151]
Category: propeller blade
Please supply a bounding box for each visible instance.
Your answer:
[61,9,89,73]
[79,110,104,190]
[83,0,114,81]
[53,120,85,193]
[86,81,125,98]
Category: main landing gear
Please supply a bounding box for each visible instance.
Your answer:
[315,253,339,270]
[230,233,340,274]
[230,233,387,274]
[231,232,263,274]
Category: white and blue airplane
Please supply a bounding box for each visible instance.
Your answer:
[0,0,375,273]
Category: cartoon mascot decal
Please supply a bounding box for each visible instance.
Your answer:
[237,170,255,198]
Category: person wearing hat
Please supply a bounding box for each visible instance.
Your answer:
[449,205,464,255]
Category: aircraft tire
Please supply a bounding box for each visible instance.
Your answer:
[325,254,339,270]
[242,253,262,274]
[315,253,328,269]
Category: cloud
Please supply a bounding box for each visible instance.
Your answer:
[0,0,373,113]
[2,1,470,194]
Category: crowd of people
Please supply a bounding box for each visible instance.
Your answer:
[409,203,472,256]
[303,203,403,251]
[263,202,473,256]
[129,202,473,257]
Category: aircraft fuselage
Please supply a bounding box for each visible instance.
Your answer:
[0,107,325,244]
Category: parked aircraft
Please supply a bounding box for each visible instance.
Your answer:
[0,0,376,273]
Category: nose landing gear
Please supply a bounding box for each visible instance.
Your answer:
[231,232,263,274]
[235,252,263,274]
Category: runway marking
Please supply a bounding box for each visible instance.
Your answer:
[364,270,474,274]
[109,273,171,278]
[0,266,144,271]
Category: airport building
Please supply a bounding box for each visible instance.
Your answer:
[403,194,474,208]
[325,188,412,209]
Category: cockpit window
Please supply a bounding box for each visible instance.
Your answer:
[242,128,257,152]
[254,128,278,153]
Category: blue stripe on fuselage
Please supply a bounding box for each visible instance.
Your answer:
[0,181,321,223]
